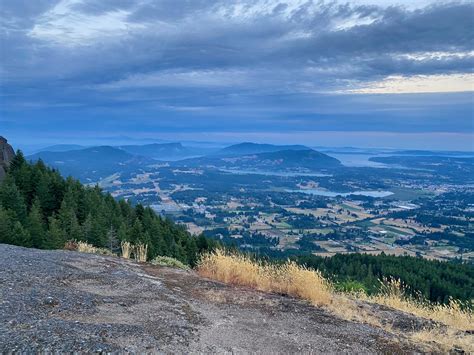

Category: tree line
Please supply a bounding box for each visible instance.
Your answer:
[294,253,473,304]
[0,152,218,266]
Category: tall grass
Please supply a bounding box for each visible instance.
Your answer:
[361,278,473,331]
[197,249,473,352]
[198,249,332,306]
[121,241,132,259]
[134,243,148,263]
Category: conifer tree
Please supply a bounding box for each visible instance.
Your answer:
[0,175,27,222]
[45,215,66,249]
[0,206,13,244]
[12,221,31,247]
[27,199,46,248]
[106,225,119,253]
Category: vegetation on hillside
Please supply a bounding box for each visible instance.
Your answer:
[293,253,473,304]
[198,250,473,353]
[0,152,218,265]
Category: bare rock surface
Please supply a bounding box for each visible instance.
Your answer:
[0,244,421,353]
[0,136,15,181]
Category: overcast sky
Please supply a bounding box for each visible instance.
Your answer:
[1,0,473,150]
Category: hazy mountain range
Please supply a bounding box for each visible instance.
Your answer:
[28,141,473,183]
[28,146,154,182]
[28,142,342,181]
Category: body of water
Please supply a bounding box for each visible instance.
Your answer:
[287,188,394,198]
[324,153,389,168]
[220,168,332,177]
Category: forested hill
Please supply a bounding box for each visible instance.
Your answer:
[0,151,217,266]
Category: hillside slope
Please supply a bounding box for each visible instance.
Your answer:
[175,149,342,171]
[213,142,311,156]
[28,146,153,182]
[0,244,421,353]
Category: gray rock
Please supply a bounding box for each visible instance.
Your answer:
[0,136,15,181]
[0,243,426,353]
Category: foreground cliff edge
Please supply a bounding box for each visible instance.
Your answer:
[0,243,429,353]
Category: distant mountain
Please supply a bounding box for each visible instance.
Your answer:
[28,146,154,182]
[35,144,85,153]
[175,149,341,171]
[118,143,197,160]
[213,142,311,157]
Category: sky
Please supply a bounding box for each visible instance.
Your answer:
[1,0,473,150]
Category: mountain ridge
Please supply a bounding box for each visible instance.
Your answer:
[175,148,342,171]
[28,146,154,182]
[213,142,312,156]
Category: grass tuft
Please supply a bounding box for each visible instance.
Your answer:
[150,256,190,270]
[134,243,148,263]
[65,240,114,256]
[121,241,132,259]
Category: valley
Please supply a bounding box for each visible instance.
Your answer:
[30,142,474,263]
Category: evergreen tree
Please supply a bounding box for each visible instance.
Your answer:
[27,199,46,248]
[12,221,31,247]
[58,198,82,241]
[0,176,27,222]
[44,215,66,249]
[0,206,14,244]
[106,225,119,253]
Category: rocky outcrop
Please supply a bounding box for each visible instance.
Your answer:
[0,136,15,181]
[0,244,423,353]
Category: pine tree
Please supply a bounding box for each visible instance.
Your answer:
[58,199,82,241]
[129,218,144,243]
[0,176,27,222]
[0,206,14,244]
[82,213,94,243]
[27,199,46,248]
[12,221,31,247]
[106,225,119,253]
[45,215,66,249]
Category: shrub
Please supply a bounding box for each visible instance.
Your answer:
[151,256,190,270]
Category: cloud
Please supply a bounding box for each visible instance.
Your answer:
[0,0,473,148]
[348,73,474,94]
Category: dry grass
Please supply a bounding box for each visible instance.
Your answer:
[360,278,473,331]
[411,326,474,353]
[134,243,148,263]
[197,249,332,306]
[197,249,473,352]
[359,279,474,352]
[66,240,114,256]
[121,241,132,259]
